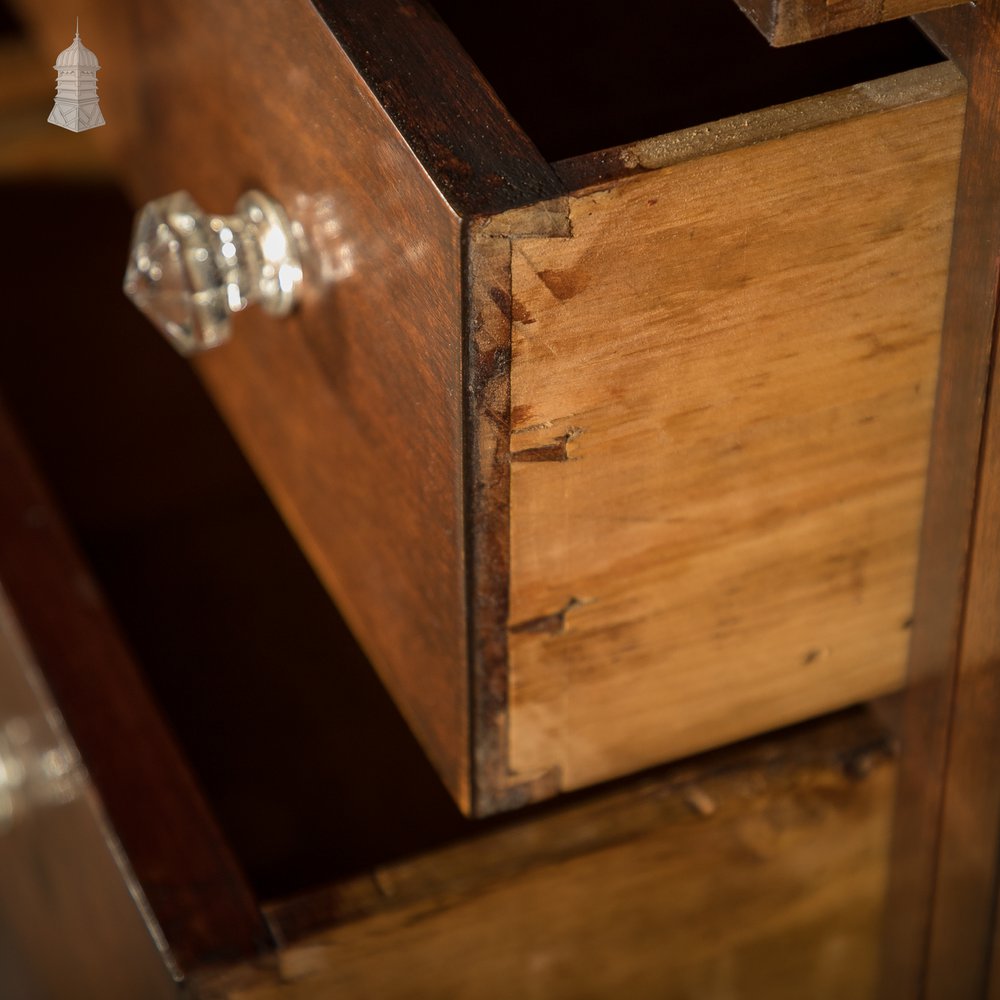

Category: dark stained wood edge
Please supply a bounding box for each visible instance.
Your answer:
[462,203,571,817]
[731,0,966,46]
[463,219,548,817]
[918,12,1000,989]
[0,400,271,970]
[925,341,1000,998]
[258,707,895,947]
[463,223,518,817]
[879,4,1000,996]
[309,0,564,218]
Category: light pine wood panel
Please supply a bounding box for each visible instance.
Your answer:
[731,0,966,45]
[505,65,964,793]
[196,712,894,1000]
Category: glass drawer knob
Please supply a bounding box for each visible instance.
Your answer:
[123,190,302,356]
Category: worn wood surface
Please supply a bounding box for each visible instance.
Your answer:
[881,5,1000,997]
[927,346,1000,1000]
[466,204,573,815]
[195,711,895,1000]
[732,0,965,46]
[490,65,963,795]
[0,401,269,968]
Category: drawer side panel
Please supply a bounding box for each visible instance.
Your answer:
[507,65,965,793]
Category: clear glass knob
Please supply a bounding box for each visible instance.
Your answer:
[123,189,303,355]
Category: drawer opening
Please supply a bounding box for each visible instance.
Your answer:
[429,0,944,162]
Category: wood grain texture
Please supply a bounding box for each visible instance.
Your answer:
[880,7,1000,996]
[500,65,963,794]
[0,401,269,969]
[926,353,1000,999]
[9,0,556,810]
[15,1,966,821]
[732,0,966,45]
[195,711,896,1000]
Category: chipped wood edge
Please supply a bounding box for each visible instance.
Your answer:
[464,201,570,817]
[555,62,966,191]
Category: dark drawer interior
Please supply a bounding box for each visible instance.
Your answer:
[427,0,942,161]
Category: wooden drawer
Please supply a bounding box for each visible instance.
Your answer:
[0,129,933,995]
[19,1,964,815]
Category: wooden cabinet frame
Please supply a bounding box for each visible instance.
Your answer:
[880,4,1000,998]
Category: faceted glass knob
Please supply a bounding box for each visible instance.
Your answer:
[123,190,302,355]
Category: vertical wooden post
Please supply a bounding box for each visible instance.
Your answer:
[883,5,1000,997]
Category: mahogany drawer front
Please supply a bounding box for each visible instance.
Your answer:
[18,2,963,815]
